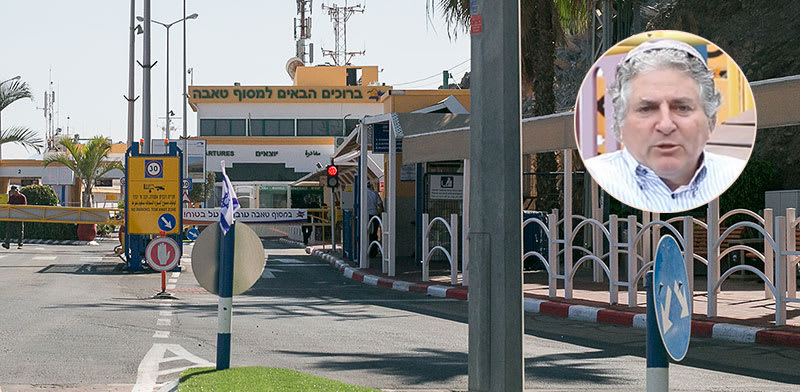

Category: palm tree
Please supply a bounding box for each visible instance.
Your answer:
[43,136,124,207]
[429,0,586,114]
[429,0,587,210]
[0,78,44,157]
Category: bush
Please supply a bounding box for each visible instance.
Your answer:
[0,185,79,241]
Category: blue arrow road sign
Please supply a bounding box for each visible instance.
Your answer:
[653,234,691,361]
[186,228,200,241]
[158,213,177,232]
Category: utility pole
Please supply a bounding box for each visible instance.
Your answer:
[321,1,364,65]
[468,0,523,391]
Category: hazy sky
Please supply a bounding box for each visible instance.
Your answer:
[0,1,470,158]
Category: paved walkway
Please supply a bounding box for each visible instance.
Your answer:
[285,239,800,349]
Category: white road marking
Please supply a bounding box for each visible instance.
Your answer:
[261,268,279,279]
[166,284,176,289]
[159,311,173,317]
[171,272,180,278]
[157,319,171,326]
[33,256,57,261]
[153,331,170,339]
[270,258,307,264]
[133,344,213,392]
[168,279,178,284]
[34,247,46,250]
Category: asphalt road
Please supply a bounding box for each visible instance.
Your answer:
[0,239,798,391]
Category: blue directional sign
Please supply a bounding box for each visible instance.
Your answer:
[653,235,691,361]
[157,213,177,232]
[186,228,200,241]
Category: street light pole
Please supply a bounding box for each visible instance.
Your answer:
[142,0,152,153]
[165,24,171,140]
[140,13,198,143]
[183,0,189,178]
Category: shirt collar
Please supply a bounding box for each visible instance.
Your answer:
[620,148,708,196]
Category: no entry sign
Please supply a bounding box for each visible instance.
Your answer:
[145,237,181,272]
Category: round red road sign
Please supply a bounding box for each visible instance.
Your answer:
[145,237,181,272]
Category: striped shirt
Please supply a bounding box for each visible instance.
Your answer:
[584,148,746,213]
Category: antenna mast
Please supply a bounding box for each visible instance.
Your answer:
[40,69,58,151]
[321,1,364,66]
[295,0,314,64]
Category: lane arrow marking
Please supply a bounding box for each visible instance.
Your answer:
[660,285,673,333]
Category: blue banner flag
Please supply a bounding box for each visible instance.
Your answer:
[219,161,240,234]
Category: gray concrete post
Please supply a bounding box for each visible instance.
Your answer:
[467,1,523,390]
[142,0,152,153]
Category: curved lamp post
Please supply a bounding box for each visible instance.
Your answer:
[137,13,198,140]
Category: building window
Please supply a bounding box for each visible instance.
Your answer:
[259,186,288,208]
[200,119,215,136]
[231,119,246,136]
[198,119,247,136]
[297,119,345,136]
[251,119,295,136]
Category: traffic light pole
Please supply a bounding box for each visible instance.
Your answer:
[330,186,336,252]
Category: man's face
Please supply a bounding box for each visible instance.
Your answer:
[620,67,711,190]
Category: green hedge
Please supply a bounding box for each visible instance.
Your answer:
[0,185,78,241]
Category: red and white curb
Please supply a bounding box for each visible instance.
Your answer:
[295,243,800,349]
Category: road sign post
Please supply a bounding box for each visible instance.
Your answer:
[125,141,184,271]
[646,271,669,392]
[647,234,692,392]
[217,222,235,370]
[191,222,265,371]
[145,236,181,299]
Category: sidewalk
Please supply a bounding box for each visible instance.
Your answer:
[282,239,800,349]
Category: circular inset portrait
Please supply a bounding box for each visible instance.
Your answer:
[574,30,756,213]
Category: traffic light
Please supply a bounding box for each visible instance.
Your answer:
[326,164,339,188]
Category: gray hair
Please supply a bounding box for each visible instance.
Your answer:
[609,47,722,140]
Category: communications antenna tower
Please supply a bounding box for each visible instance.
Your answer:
[38,69,59,152]
[321,1,364,66]
[295,0,314,64]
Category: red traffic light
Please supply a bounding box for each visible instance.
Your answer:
[327,165,338,176]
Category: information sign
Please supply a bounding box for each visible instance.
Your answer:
[430,174,463,200]
[372,122,402,154]
[128,156,181,235]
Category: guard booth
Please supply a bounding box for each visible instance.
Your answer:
[124,142,184,271]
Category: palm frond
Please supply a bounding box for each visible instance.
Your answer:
[0,80,32,111]
[0,126,44,153]
[554,0,589,35]
[427,0,471,39]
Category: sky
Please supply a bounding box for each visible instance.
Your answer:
[0,0,470,159]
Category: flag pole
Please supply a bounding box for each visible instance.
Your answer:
[217,160,239,370]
